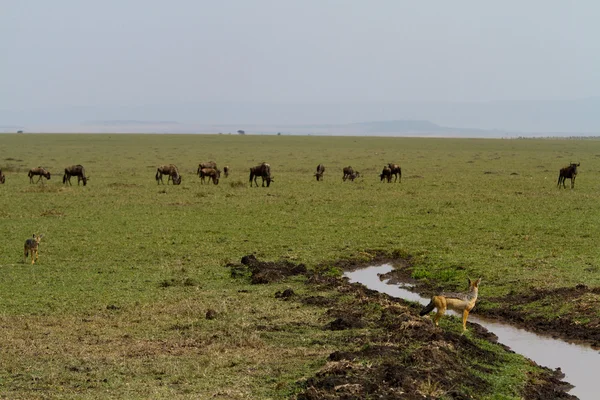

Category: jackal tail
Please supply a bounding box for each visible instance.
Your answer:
[419,300,435,316]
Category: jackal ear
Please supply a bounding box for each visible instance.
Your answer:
[32,234,36,237]
[474,278,482,286]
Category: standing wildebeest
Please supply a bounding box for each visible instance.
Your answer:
[249,162,272,187]
[223,166,229,178]
[155,164,181,185]
[28,167,51,184]
[388,163,402,182]
[314,164,325,181]
[380,166,392,182]
[199,167,221,185]
[557,162,580,189]
[63,165,88,186]
[0,169,5,184]
[197,161,217,177]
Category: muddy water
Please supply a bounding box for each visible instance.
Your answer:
[345,264,600,400]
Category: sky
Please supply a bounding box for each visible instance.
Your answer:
[2,1,600,130]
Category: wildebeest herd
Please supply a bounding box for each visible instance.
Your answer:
[1,162,581,189]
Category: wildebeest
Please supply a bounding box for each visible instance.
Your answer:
[223,166,229,178]
[557,162,580,189]
[28,167,51,184]
[199,167,221,185]
[197,161,217,177]
[63,165,88,186]
[343,166,360,181]
[388,163,402,182]
[0,169,5,184]
[342,166,354,181]
[314,164,325,181]
[249,162,272,187]
[380,166,392,182]
[155,164,181,185]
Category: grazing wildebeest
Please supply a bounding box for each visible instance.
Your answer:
[28,167,51,184]
[249,162,272,187]
[380,166,392,182]
[388,163,402,182]
[557,162,580,189]
[342,166,354,181]
[348,172,360,181]
[197,161,217,177]
[199,167,221,185]
[155,164,181,185]
[223,166,229,178]
[314,164,325,181]
[63,165,88,186]
[0,169,5,184]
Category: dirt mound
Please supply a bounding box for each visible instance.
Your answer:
[228,254,308,284]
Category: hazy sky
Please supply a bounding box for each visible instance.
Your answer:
[2,1,599,126]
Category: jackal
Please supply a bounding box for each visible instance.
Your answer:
[420,278,481,332]
[24,234,43,264]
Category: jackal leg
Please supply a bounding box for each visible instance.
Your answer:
[433,306,446,327]
[462,309,470,332]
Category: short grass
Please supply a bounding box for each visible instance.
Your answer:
[0,133,598,398]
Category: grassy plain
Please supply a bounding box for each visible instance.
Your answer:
[0,133,598,398]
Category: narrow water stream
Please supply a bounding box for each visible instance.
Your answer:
[345,264,600,400]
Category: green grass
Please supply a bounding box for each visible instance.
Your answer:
[0,133,598,398]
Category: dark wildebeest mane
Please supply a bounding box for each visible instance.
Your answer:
[28,167,51,184]
[557,162,579,189]
[249,162,272,187]
[156,164,181,185]
[315,164,325,181]
[63,164,88,186]
[388,163,402,182]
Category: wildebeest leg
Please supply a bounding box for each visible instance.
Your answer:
[36,175,43,184]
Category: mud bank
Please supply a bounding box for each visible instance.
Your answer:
[227,255,575,399]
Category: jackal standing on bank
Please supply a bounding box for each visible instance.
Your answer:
[24,234,43,264]
[420,278,481,332]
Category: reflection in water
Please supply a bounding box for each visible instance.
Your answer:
[345,264,600,400]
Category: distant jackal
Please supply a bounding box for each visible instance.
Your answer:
[420,278,481,332]
[24,234,43,264]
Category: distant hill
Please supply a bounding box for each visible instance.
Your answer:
[349,120,442,132]
[3,97,600,135]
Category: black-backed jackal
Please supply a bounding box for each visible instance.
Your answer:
[420,278,481,332]
[24,234,43,264]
